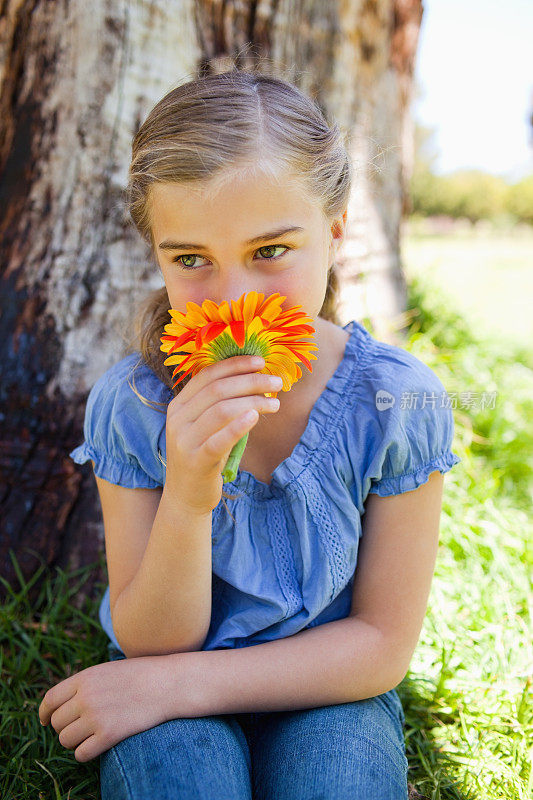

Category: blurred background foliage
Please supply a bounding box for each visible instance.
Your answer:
[409,123,533,226]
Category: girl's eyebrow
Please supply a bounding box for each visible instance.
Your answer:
[158,225,305,251]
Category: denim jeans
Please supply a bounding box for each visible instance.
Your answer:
[100,643,408,800]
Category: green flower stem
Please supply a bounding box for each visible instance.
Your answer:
[212,338,265,483]
[222,431,249,483]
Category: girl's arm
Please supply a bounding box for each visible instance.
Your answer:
[95,473,213,658]
[163,470,445,714]
[38,469,444,762]
[106,355,277,658]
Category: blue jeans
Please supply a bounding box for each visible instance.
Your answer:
[100,643,408,799]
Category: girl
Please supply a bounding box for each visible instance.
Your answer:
[39,70,461,800]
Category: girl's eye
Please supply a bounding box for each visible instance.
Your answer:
[256,245,289,260]
[172,245,290,271]
[173,254,207,270]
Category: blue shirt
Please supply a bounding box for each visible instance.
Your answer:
[69,319,461,653]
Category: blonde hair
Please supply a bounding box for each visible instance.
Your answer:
[125,69,353,506]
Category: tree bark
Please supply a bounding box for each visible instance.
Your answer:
[0,0,422,599]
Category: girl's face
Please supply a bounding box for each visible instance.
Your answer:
[149,168,346,321]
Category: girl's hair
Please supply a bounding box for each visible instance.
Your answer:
[124,69,353,506]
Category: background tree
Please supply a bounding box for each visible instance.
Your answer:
[0,0,423,597]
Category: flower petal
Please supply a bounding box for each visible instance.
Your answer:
[229,319,246,348]
[160,291,317,398]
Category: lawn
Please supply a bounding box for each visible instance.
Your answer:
[1,243,532,799]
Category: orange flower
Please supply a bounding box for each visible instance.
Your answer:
[160,291,317,394]
[160,291,318,482]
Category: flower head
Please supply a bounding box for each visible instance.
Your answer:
[160,291,318,395]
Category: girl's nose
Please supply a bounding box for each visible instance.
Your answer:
[213,281,259,306]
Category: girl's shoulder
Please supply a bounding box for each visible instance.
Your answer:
[69,353,172,488]
[346,318,446,393]
[90,351,171,400]
[343,321,461,497]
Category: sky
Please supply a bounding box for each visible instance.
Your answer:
[413,0,532,181]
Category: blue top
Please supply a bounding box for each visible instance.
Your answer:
[69,319,461,653]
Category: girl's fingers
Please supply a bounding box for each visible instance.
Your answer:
[39,681,77,725]
[74,733,101,763]
[174,355,262,406]
[200,408,259,463]
[189,395,274,451]
[50,696,80,733]
[58,715,93,750]
[186,371,277,425]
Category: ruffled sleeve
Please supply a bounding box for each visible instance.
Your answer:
[365,346,461,497]
[69,353,171,489]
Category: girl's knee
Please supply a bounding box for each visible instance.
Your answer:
[251,692,408,800]
[100,715,252,800]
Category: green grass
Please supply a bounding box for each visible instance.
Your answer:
[398,273,532,799]
[1,273,532,799]
[1,555,109,799]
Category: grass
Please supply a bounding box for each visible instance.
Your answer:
[397,271,532,799]
[1,269,532,799]
[1,555,109,799]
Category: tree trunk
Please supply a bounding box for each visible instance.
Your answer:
[0,0,422,599]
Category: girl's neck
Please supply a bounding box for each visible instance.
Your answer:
[282,317,341,397]
[240,317,350,484]
[257,317,347,419]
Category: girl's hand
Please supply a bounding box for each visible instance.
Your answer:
[38,654,192,763]
[165,354,282,514]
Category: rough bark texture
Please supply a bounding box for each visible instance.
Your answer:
[0,0,422,600]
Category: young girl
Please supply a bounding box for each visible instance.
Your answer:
[39,70,461,800]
